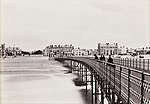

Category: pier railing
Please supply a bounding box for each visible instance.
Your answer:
[113,58,150,71]
[69,56,150,71]
[78,57,150,104]
[102,62,150,104]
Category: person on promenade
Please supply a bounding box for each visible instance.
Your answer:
[107,55,113,63]
[100,54,105,62]
[107,55,115,68]
[102,55,105,61]
[94,54,98,60]
[100,55,103,61]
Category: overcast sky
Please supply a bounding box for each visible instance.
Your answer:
[1,0,149,51]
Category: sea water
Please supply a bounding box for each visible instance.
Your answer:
[0,56,88,104]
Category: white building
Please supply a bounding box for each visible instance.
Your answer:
[127,48,136,53]
[98,43,118,55]
[118,46,128,55]
[43,46,49,56]
[72,48,88,56]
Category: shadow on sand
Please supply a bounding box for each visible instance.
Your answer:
[72,77,93,104]
[63,68,95,104]
[79,89,93,104]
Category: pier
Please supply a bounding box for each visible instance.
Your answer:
[55,57,150,104]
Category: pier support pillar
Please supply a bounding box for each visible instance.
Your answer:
[91,72,93,104]
[101,78,104,104]
[85,67,88,95]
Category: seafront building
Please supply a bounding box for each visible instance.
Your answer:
[88,49,98,56]
[0,43,6,58]
[43,43,150,58]
[127,48,136,55]
[5,46,22,56]
[66,48,98,56]
[117,46,128,55]
[117,46,136,55]
[43,45,98,57]
[0,44,22,57]
[72,48,88,56]
[43,46,49,56]
[43,44,74,57]
[135,47,150,55]
[98,43,118,55]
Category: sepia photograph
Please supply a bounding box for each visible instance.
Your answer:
[0,0,150,104]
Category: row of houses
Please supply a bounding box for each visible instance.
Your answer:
[43,44,74,57]
[43,44,99,57]
[73,48,98,56]
[43,43,150,57]
[98,43,150,56]
[1,43,149,58]
[0,44,22,58]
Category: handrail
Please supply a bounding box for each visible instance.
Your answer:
[70,56,150,71]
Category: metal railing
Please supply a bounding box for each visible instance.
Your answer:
[113,58,150,71]
[70,56,150,71]
[103,63,150,104]
[83,58,150,104]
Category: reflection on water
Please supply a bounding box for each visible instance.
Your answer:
[0,56,87,104]
[4,75,51,82]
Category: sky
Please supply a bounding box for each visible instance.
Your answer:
[1,0,150,51]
